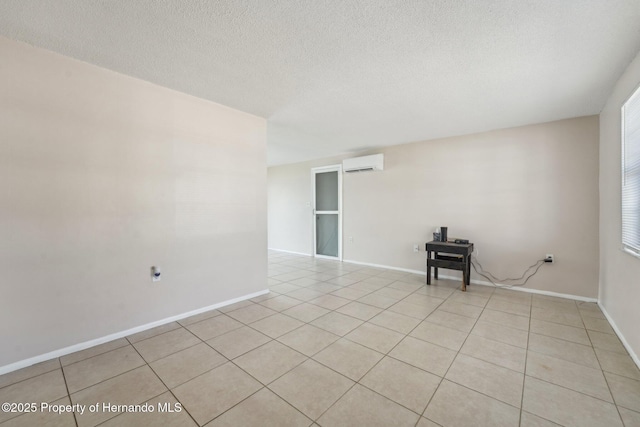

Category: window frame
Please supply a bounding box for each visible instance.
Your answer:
[621,82,640,258]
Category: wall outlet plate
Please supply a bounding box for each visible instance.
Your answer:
[545,254,554,263]
[151,266,161,281]
[413,244,419,253]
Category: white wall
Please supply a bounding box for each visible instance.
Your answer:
[268,163,313,255]
[0,37,267,368]
[268,157,347,255]
[599,50,640,360]
[269,116,600,298]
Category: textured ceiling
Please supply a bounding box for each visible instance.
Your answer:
[1,1,640,165]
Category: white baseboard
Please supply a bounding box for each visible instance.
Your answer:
[277,251,597,302]
[268,248,312,257]
[598,304,640,370]
[460,276,598,303]
[0,289,269,376]
[342,259,425,275]
[342,258,597,302]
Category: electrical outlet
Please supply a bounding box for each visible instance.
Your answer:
[413,244,419,253]
[151,266,161,282]
[348,236,354,243]
[545,254,554,263]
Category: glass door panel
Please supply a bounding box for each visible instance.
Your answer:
[316,213,339,257]
[312,167,341,260]
[315,171,338,211]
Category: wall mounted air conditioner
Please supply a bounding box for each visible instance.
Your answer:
[342,154,384,173]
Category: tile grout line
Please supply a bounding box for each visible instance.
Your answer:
[580,314,624,425]
[126,343,201,427]
[0,363,61,392]
[59,357,81,427]
[202,289,378,425]
[521,299,627,425]
[581,304,627,426]
[341,279,494,425]
[223,307,348,425]
[519,295,533,427]
[417,282,498,422]
[69,324,216,425]
[138,321,285,426]
[221,275,440,423]
[56,356,78,427]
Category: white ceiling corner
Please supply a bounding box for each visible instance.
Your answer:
[1,0,640,165]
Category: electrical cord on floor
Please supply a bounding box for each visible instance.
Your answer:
[471,256,546,288]
[473,256,545,282]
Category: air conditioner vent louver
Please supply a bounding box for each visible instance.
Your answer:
[344,167,374,173]
[342,154,383,173]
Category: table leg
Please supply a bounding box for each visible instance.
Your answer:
[426,251,431,285]
[466,255,471,288]
[434,252,438,280]
[461,261,467,292]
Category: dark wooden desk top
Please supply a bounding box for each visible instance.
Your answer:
[425,241,474,255]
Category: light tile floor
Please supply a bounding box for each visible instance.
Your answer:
[1,251,639,426]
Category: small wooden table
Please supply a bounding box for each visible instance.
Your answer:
[426,241,474,291]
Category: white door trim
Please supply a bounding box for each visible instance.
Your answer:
[311,164,342,261]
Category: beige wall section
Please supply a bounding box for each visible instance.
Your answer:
[0,37,267,367]
[599,50,640,360]
[268,163,315,255]
[269,116,600,298]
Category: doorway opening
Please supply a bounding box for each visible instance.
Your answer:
[311,165,342,260]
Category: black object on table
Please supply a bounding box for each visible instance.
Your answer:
[425,240,474,291]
